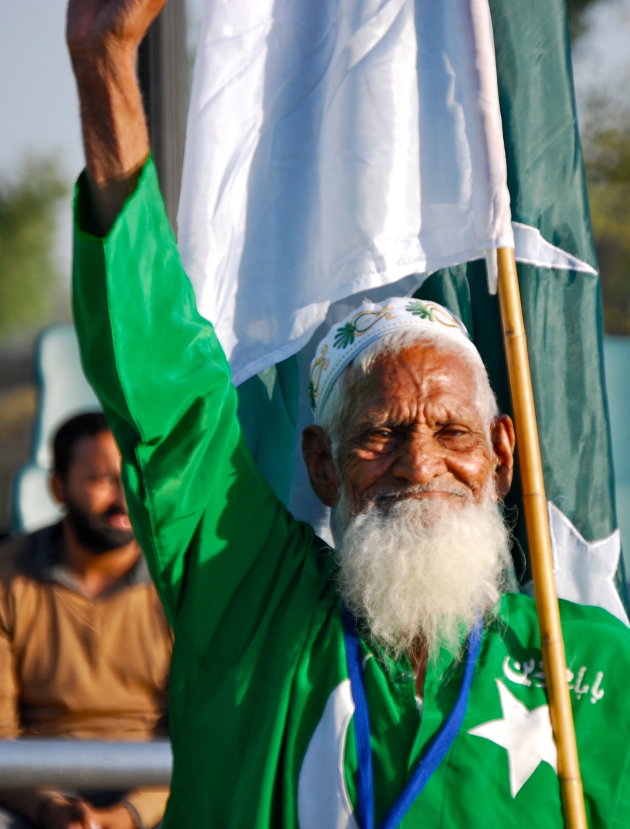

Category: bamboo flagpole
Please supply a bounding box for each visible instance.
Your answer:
[496,246,587,829]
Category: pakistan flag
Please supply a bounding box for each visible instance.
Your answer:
[180,0,628,622]
[415,0,628,621]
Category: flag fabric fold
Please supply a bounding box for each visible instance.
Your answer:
[178,0,513,386]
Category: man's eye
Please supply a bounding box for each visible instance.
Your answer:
[438,425,468,440]
[358,428,396,448]
[88,474,116,485]
[371,428,394,439]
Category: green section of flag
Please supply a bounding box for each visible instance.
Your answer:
[416,0,627,603]
[490,0,596,266]
[237,360,300,506]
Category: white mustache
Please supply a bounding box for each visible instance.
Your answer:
[370,482,471,506]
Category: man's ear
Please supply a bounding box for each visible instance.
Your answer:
[50,473,66,507]
[302,426,340,507]
[490,414,515,500]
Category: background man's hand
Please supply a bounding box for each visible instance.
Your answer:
[41,796,137,829]
[39,795,95,829]
[83,803,136,829]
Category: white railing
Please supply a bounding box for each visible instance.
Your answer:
[0,740,172,789]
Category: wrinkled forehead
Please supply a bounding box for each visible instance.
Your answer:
[309,297,481,421]
[345,337,486,421]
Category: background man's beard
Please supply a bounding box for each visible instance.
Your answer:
[65,502,136,553]
[333,491,513,662]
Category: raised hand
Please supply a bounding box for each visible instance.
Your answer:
[66,0,170,232]
[66,0,169,61]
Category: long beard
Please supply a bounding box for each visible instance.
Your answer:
[333,492,513,662]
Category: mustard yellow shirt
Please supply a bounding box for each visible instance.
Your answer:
[0,523,172,827]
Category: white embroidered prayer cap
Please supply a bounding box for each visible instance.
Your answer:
[308,297,481,421]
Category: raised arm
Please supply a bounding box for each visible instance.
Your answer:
[68,0,325,663]
[66,0,168,233]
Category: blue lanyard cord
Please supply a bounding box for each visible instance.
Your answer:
[342,611,483,829]
[342,609,376,829]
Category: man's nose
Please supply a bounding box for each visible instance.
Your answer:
[391,432,445,484]
[111,477,128,509]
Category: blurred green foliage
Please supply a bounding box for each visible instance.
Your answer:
[565,0,630,335]
[581,95,630,335]
[0,156,68,342]
[567,0,600,39]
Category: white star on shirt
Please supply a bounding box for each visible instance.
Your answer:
[468,680,557,797]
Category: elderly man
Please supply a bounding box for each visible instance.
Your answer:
[66,0,629,826]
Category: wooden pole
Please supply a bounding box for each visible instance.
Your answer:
[496,246,587,829]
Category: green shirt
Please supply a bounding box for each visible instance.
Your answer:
[73,161,630,828]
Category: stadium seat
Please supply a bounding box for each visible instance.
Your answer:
[11,324,99,533]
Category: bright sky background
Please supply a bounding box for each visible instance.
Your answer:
[0,0,628,274]
[1,2,82,176]
[573,0,630,110]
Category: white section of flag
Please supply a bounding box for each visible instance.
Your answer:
[512,223,598,276]
[178,0,513,385]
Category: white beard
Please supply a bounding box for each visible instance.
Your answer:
[333,491,513,662]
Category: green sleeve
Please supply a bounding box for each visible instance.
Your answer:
[72,160,325,657]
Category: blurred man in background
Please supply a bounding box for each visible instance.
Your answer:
[0,412,171,829]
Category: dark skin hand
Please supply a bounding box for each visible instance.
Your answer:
[40,796,135,829]
[66,0,169,232]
